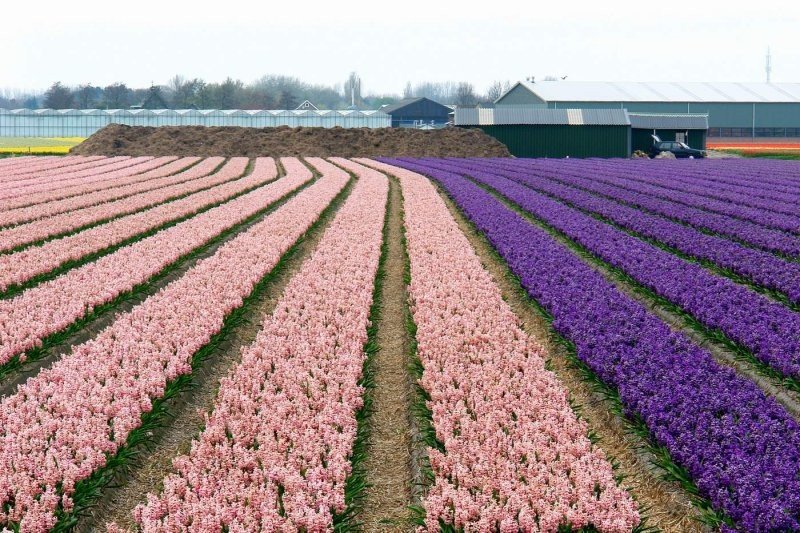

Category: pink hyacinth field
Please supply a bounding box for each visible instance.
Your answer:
[3,153,799,533]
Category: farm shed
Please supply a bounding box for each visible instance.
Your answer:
[455,107,631,158]
[0,108,391,137]
[495,80,800,141]
[381,97,452,128]
[628,113,709,152]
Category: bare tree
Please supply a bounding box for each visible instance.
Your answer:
[485,80,511,102]
[455,82,477,106]
[343,72,362,106]
[43,82,74,109]
[403,81,413,99]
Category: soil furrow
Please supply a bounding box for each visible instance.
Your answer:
[358,177,415,532]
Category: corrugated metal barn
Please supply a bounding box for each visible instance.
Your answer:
[0,108,391,137]
[455,107,631,158]
[495,81,800,140]
[628,113,709,152]
[381,97,452,128]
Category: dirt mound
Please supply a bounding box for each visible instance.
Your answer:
[71,124,511,158]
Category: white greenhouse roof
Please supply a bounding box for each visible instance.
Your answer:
[509,80,800,103]
[0,108,391,117]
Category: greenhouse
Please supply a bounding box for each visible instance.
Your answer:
[0,108,391,137]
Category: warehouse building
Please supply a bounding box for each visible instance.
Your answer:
[381,97,452,128]
[495,81,800,140]
[455,107,707,158]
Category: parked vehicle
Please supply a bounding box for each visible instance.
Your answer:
[649,135,706,158]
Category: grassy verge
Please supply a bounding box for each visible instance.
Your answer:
[0,171,315,383]
[42,176,356,532]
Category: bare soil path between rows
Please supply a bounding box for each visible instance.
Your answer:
[358,177,416,532]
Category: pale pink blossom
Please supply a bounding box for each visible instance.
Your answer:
[0,157,201,226]
[0,158,348,531]
[134,158,386,532]
[0,157,245,252]
[0,157,282,291]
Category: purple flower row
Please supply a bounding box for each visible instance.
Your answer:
[618,157,800,192]
[529,158,800,232]
[546,158,800,210]
[506,158,800,236]
[383,158,800,532]
[411,158,800,381]
[436,158,800,304]
[683,158,800,190]
[505,158,800,218]
[492,159,800,256]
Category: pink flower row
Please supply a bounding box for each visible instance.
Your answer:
[0,155,116,183]
[0,157,243,252]
[0,157,311,366]
[133,158,386,532]
[0,156,105,181]
[0,158,348,532]
[0,158,283,292]
[0,157,201,227]
[0,156,158,201]
[362,159,641,533]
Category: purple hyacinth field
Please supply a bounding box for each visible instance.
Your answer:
[384,157,800,533]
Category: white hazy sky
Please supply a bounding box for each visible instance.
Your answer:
[2,0,799,95]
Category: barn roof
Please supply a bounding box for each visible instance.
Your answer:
[454,107,630,126]
[628,113,709,130]
[381,97,450,115]
[502,80,800,103]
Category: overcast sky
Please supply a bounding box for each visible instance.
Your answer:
[2,0,799,95]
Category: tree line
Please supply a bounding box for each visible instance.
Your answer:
[0,74,512,110]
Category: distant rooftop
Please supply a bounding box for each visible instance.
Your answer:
[504,80,800,103]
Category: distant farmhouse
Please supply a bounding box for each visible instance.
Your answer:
[381,97,451,128]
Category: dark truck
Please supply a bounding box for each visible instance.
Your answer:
[649,135,706,159]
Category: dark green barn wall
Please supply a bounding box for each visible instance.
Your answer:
[470,124,630,158]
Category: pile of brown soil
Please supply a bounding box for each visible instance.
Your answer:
[71,124,511,158]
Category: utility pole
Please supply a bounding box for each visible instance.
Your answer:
[766,47,772,83]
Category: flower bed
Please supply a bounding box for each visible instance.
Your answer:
[134,158,386,531]
[365,159,639,532]
[386,158,800,532]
